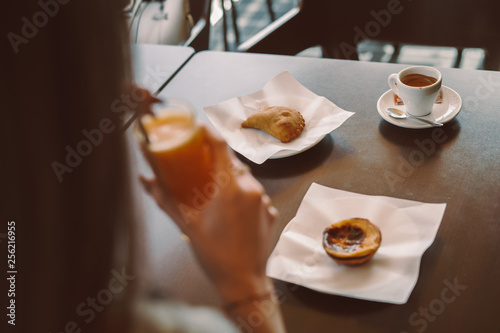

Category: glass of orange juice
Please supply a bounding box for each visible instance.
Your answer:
[135,98,213,209]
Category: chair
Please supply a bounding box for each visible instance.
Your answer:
[129,0,211,52]
[185,0,211,51]
[219,0,276,51]
[237,0,500,70]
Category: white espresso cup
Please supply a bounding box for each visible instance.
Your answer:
[388,66,442,117]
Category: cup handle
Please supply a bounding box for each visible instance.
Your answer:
[388,74,399,94]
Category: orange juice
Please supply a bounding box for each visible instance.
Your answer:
[140,109,212,208]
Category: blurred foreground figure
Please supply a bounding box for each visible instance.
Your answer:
[5,1,285,332]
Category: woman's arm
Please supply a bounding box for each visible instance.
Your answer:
[140,126,286,333]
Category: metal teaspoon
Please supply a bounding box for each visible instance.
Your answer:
[386,107,443,127]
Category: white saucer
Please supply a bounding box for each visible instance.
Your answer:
[377,86,462,129]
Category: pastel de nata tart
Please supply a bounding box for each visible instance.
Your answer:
[322,218,382,266]
[241,106,305,143]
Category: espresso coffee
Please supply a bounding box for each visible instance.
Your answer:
[401,74,437,87]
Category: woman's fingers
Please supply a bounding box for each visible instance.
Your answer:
[201,125,236,173]
[135,87,162,116]
[139,175,170,211]
[139,175,189,233]
[202,126,265,193]
[146,93,162,104]
[139,175,153,194]
[201,124,273,212]
[201,125,253,177]
[262,194,279,220]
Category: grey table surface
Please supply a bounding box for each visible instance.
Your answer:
[132,43,194,94]
[138,51,500,333]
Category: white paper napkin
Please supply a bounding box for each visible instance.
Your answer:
[267,183,447,304]
[203,72,354,164]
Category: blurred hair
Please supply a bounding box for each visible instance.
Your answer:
[5,1,138,332]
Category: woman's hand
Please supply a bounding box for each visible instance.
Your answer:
[133,86,162,116]
[140,125,278,301]
[140,126,286,332]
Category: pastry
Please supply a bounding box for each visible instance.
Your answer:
[322,218,381,266]
[241,106,305,143]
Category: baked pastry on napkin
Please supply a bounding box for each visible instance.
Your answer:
[242,106,305,143]
[323,218,382,266]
